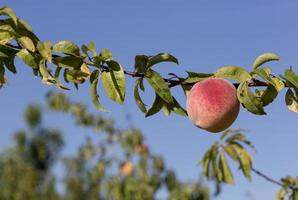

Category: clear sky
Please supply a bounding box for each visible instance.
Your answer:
[1,1,298,199]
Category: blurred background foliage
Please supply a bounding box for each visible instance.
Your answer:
[0,91,209,200]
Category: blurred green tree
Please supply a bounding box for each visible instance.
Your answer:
[0,92,209,200]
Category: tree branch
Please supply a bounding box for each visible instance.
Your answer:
[252,167,283,187]
[5,42,272,88]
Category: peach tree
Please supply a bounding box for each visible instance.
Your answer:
[1,6,298,199]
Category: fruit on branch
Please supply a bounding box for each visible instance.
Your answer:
[119,162,134,176]
[186,78,240,133]
[135,144,149,155]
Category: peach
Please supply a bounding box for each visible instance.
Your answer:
[186,78,240,133]
[119,162,134,176]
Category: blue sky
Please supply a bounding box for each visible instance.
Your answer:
[1,1,298,199]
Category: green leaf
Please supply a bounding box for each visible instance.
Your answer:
[16,49,39,69]
[285,89,298,113]
[210,145,222,182]
[145,69,173,104]
[252,53,280,70]
[226,133,246,143]
[3,56,16,73]
[134,78,147,113]
[134,55,149,73]
[53,40,80,56]
[0,64,6,86]
[0,7,18,25]
[52,56,83,69]
[231,144,252,181]
[17,36,36,52]
[201,149,212,179]
[82,41,96,57]
[237,81,266,115]
[162,104,171,116]
[145,94,164,117]
[37,41,52,62]
[39,59,55,85]
[161,97,188,117]
[180,83,192,97]
[275,188,287,200]
[219,152,234,184]
[215,66,252,82]
[90,70,109,112]
[260,85,278,107]
[102,60,126,104]
[63,67,89,84]
[99,49,112,61]
[0,30,14,44]
[0,44,18,58]
[254,68,284,91]
[171,97,188,116]
[223,145,238,161]
[284,69,298,88]
[185,71,214,83]
[147,53,179,68]
[53,67,69,90]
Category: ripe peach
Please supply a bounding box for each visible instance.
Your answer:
[186,78,240,133]
[119,162,134,176]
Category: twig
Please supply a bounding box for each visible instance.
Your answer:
[252,167,283,187]
[4,42,273,88]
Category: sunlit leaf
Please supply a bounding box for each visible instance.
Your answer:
[37,41,52,62]
[53,67,69,90]
[90,70,109,112]
[252,53,280,70]
[237,81,266,115]
[39,59,55,85]
[231,144,252,181]
[215,66,252,82]
[147,53,178,68]
[102,60,126,104]
[17,36,36,52]
[210,144,222,182]
[219,152,234,184]
[284,69,298,88]
[53,40,80,56]
[200,149,212,179]
[185,71,214,83]
[145,69,173,104]
[16,49,38,68]
[254,68,284,91]
[134,78,147,113]
[0,6,18,25]
[99,49,112,61]
[0,30,14,44]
